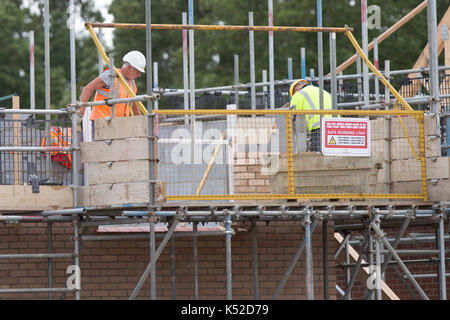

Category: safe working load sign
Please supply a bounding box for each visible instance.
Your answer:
[321,118,370,156]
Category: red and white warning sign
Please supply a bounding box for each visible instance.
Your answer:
[321,118,370,156]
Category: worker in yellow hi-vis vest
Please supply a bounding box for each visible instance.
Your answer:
[289,79,333,152]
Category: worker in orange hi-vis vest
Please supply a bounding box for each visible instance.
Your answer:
[78,50,146,133]
[41,126,72,169]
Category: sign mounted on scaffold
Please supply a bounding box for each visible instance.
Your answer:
[321,117,370,156]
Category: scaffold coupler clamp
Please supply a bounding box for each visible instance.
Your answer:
[406,206,416,221]
[209,206,217,221]
[312,209,323,222]
[233,206,242,221]
[432,203,444,223]
[370,221,385,241]
[223,209,235,236]
[347,205,355,219]
[326,205,335,220]
[279,205,287,219]
[175,206,187,222]
[385,205,394,220]
[257,205,266,217]
[301,207,312,227]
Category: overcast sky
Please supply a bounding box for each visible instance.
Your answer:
[94,0,114,47]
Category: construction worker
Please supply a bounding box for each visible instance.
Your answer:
[78,50,146,128]
[289,79,333,152]
[41,126,72,169]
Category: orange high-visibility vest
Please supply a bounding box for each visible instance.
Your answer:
[90,69,137,120]
[41,126,72,169]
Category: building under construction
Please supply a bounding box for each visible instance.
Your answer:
[0,0,449,300]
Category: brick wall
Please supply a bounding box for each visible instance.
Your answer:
[0,220,337,300]
[234,152,271,195]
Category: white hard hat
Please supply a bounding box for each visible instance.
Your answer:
[123,51,146,73]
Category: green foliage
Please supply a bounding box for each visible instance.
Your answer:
[110,0,450,92]
[1,0,449,110]
[0,0,102,110]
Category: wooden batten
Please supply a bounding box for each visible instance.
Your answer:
[80,181,166,207]
[334,232,400,300]
[370,114,437,140]
[81,138,151,163]
[0,185,74,211]
[94,116,150,141]
[87,159,152,185]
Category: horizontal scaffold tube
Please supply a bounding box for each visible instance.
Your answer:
[67,94,160,108]
[40,208,87,216]
[86,22,352,33]
[0,146,72,152]
[0,253,73,259]
[81,230,232,241]
[153,109,423,116]
[0,288,75,294]
[0,108,68,115]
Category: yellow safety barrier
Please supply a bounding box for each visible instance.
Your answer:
[154,109,427,201]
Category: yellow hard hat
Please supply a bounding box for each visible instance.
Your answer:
[289,79,310,97]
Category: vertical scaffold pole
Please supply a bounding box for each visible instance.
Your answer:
[301,47,306,79]
[367,234,374,300]
[69,0,76,105]
[304,211,314,300]
[427,0,441,146]
[330,32,337,110]
[98,28,104,75]
[193,221,199,300]
[322,219,329,300]
[109,57,116,117]
[29,31,35,110]
[374,38,380,104]
[153,62,159,110]
[188,0,195,112]
[249,12,256,111]
[317,0,324,112]
[149,214,156,300]
[262,70,268,109]
[188,1,195,164]
[234,54,239,108]
[361,0,370,108]
[44,0,51,178]
[47,222,53,300]
[370,222,429,300]
[145,0,156,301]
[170,237,176,300]
[288,58,293,80]
[268,0,275,109]
[251,220,259,300]
[273,220,319,300]
[356,53,363,106]
[345,232,351,299]
[225,213,233,300]
[384,61,391,194]
[438,214,447,300]
[73,213,80,300]
[374,215,382,300]
[182,12,189,125]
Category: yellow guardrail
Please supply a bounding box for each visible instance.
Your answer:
[154,109,427,201]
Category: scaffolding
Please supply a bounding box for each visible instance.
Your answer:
[0,0,449,300]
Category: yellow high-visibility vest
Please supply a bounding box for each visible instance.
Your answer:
[289,85,333,132]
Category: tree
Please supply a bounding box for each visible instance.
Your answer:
[0,0,103,110]
[106,0,450,95]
